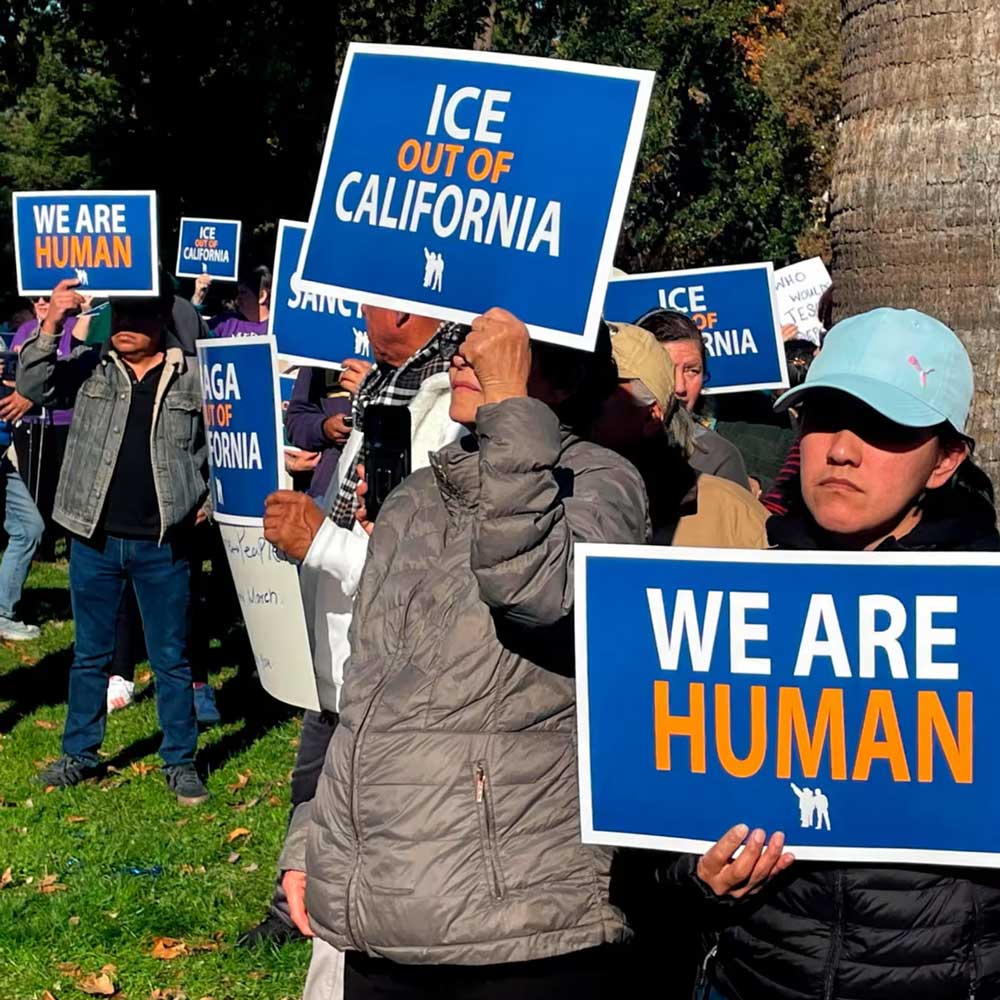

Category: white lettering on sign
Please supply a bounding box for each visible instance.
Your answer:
[202,362,242,401]
[425,84,511,144]
[646,588,961,681]
[334,172,561,257]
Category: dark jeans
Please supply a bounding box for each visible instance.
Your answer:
[64,533,197,767]
[344,947,620,1000]
[270,709,338,923]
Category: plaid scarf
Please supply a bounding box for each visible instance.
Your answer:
[329,322,464,528]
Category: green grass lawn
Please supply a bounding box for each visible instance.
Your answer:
[0,559,311,1000]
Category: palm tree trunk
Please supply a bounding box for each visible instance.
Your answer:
[832,0,1000,482]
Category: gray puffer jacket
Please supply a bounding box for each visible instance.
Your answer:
[304,397,649,965]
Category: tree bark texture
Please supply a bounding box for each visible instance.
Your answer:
[832,0,1000,481]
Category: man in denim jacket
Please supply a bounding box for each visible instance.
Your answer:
[17,277,210,805]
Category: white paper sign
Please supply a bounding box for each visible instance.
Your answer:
[773,257,832,346]
[219,522,320,712]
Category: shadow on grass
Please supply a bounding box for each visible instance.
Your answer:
[103,653,296,776]
[0,646,73,733]
[19,586,72,624]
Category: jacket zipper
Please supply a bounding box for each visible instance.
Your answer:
[474,761,505,899]
[969,886,982,999]
[822,870,845,1000]
[343,680,387,951]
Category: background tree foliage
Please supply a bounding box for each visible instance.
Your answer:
[0,0,840,315]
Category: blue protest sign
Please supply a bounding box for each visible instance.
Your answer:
[576,545,1000,867]
[13,190,159,297]
[298,44,654,351]
[603,264,788,394]
[269,219,369,368]
[196,336,283,525]
[175,216,242,280]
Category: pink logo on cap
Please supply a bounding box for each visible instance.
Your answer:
[908,355,935,388]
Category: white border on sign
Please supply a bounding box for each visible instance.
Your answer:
[574,542,1000,869]
[195,334,285,527]
[269,218,346,372]
[607,262,790,394]
[296,43,655,352]
[175,216,243,281]
[13,190,160,297]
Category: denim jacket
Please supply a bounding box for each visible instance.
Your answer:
[16,328,207,542]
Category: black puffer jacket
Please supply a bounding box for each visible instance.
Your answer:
[710,477,1000,1000]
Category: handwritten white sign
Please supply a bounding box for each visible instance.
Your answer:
[219,522,319,711]
[773,257,831,346]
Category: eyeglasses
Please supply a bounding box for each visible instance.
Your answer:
[34,296,50,305]
[436,322,470,361]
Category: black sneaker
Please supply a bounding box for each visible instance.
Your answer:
[37,755,99,788]
[164,764,210,806]
[236,911,304,948]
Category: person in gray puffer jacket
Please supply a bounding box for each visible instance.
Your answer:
[300,309,649,999]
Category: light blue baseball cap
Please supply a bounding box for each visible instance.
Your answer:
[774,308,973,435]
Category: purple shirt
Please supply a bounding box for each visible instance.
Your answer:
[207,312,269,338]
[12,317,78,426]
[285,367,353,498]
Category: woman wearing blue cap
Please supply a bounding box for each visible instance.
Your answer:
[686,308,1000,1000]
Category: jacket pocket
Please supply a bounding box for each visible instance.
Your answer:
[473,760,506,900]
[164,392,201,449]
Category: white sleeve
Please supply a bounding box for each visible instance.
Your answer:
[302,517,370,598]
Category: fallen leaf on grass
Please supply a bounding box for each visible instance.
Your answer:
[242,862,259,873]
[67,816,88,824]
[226,852,240,864]
[247,972,267,981]
[226,827,251,843]
[190,940,220,953]
[69,915,81,925]
[39,874,67,893]
[234,796,260,813]
[42,992,57,1000]
[45,785,57,793]
[151,936,188,960]
[131,761,156,777]
[34,719,57,730]
[23,798,33,808]
[175,818,190,828]
[76,971,116,996]
[149,989,187,1000]
[267,795,281,807]
[56,962,81,975]
[227,770,251,792]
[1,866,12,888]
[136,669,152,684]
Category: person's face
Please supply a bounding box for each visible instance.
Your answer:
[111,306,164,355]
[448,351,485,428]
[33,296,50,322]
[236,282,260,322]
[799,390,968,545]
[662,339,704,411]
[591,381,663,456]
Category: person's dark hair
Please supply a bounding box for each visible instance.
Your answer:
[784,339,816,390]
[10,307,33,329]
[239,264,272,297]
[532,319,617,434]
[635,308,708,371]
[111,268,175,323]
[817,284,835,336]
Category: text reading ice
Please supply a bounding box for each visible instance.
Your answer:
[202,363,262,471]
